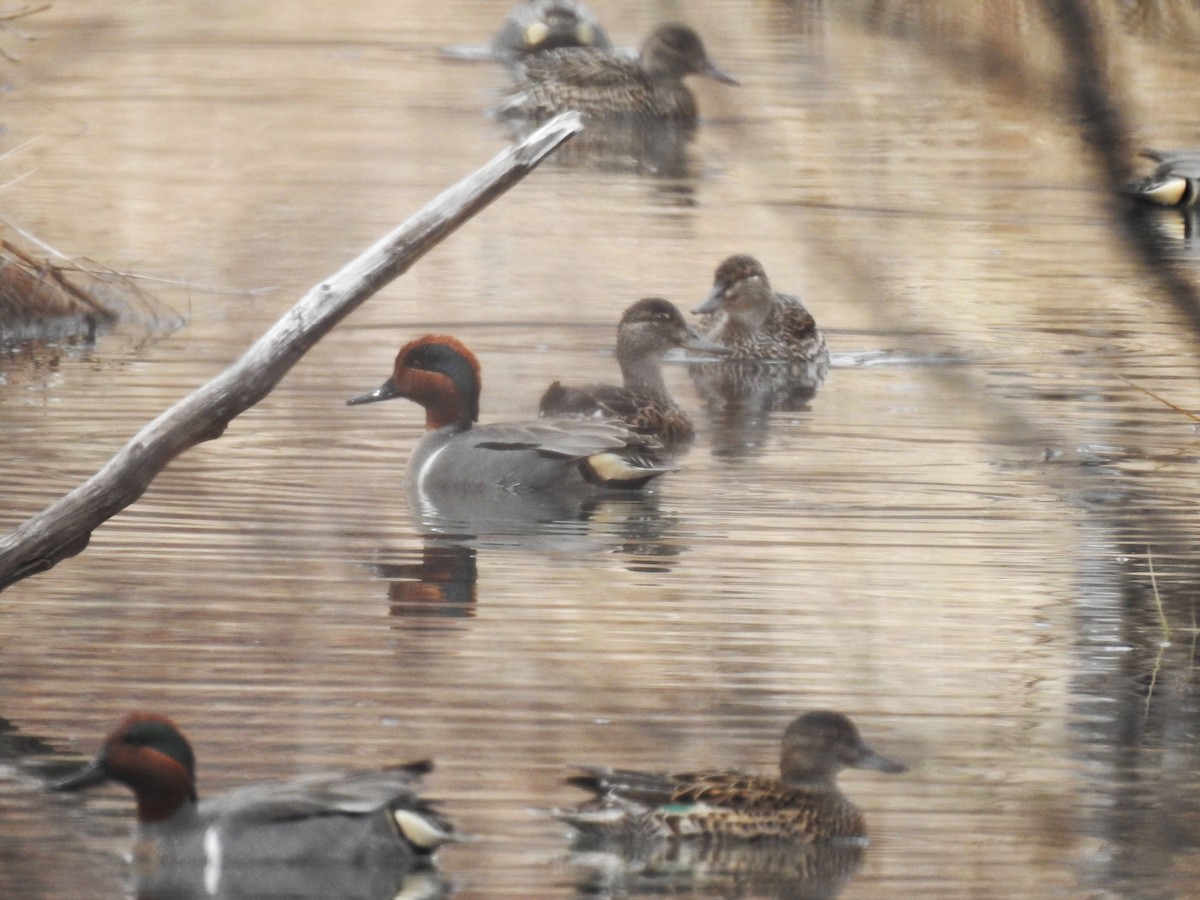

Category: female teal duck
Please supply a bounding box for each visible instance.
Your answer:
[50,712,455,867]
[1123,149,1200,207]
[539,297,725,448]
[492,0,612,59]
[498,22,737,121]
[558,711,905,843]
[349,334,676,497]
[695,254,829,373]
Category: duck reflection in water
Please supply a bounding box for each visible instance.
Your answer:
[567,838,864,900]
[377,488,684,596]
[688,255,829,457]
[367,495,684,623]
[372,541,479,623]
[498,113,699,179]
[412,487,682,560]
[130,860,451,900]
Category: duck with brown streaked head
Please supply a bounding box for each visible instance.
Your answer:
[695,254,829,370]
[497,22,737,121]
[557,711,906,843]
[540,297,726,449]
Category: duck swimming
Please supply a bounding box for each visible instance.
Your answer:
[50,712,455,869]
[497,22,737,121]
[1122,149,1200,207]
[694,255,829,372]
[557,711,905,843]
[492,0,612,59]
[349,334,676,498]
[539,298,724,448]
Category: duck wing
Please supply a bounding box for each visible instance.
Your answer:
[517,48,645,89]
[209,761,438,822]
[540,381,665,425]
[471,418,662,459]
[774,298,821,342]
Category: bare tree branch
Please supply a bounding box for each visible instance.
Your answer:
[0,112,583,592]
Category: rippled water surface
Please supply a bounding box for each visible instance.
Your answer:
[3,2,1200,898]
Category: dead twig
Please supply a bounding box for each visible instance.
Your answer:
[0,112,583,592]
[1115,374,1200,426]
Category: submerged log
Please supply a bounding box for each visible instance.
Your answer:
[0,112,583,592]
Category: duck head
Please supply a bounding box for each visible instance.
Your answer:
[348,335,482,431]
[618,297,726,362]
[51,712,198,825]
[694,254,776,330]
[779,711,906,788]
[640,23,739,85]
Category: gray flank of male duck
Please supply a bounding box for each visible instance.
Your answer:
[349,334,677,498]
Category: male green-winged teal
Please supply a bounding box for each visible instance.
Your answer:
[50,713,455,869]
[1122,149,1200,207]
[694,255,829,373]
[557,711,905,843]
[349,335,677,498]
[497,22,737,121]
[539,298,725,448]
[492,0,612,59]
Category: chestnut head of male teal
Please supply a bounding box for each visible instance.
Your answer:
[350,334,678,496]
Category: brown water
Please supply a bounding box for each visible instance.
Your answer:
[3,2,1200,898]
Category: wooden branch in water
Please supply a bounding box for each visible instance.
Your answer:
[0,112,583,593]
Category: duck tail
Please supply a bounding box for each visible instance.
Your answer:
[579,448,678,489]
[391,799,461,852]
